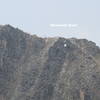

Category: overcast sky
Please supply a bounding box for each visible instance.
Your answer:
[0,0,100,46]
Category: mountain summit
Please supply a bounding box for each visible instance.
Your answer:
[0,25,100,100]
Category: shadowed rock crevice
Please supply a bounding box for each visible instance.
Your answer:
[32,38,75,100]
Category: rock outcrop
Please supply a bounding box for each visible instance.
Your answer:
[0,25,100,100]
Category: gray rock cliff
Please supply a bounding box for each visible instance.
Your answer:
[0,25,100,100]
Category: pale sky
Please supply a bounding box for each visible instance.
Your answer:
[0,0,100,46]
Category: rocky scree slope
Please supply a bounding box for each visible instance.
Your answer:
[0,25,100,100]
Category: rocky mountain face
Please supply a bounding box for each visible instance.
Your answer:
[0,25,100,100]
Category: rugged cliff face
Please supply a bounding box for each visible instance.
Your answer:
[0,25,100,100]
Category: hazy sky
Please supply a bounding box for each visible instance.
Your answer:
[0,0,100,46]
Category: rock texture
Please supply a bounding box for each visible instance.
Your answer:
[0,25,100,100]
